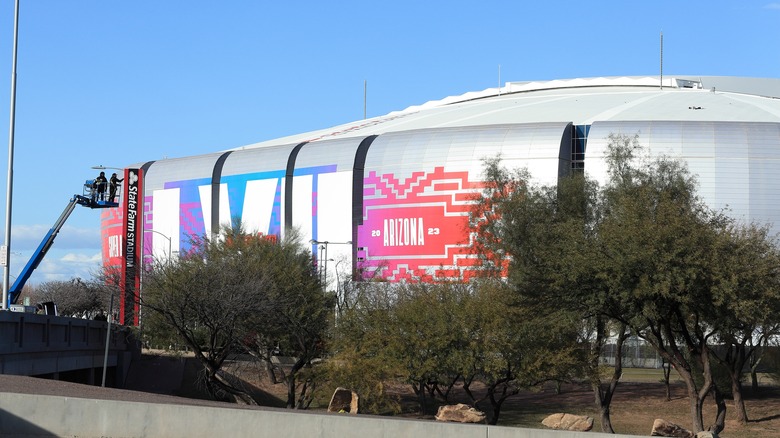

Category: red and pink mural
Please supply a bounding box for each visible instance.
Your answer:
[357,166,488,281]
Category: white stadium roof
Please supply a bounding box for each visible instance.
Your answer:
[232,76,780,151]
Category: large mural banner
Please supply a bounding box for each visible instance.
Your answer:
[357,166,486,281]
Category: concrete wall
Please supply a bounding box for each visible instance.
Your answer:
[0,392,646,438]
[0,312,137,385]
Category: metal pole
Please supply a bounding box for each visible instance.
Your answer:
[3,0,20,310]
[498,64,501,96]
[147,229,172,259]
[334,259,343,317]
[318,244,326,284]
[101,292,114,387]
[660,31,664,90]
[322,242,328,288]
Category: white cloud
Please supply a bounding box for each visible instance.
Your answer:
[10,224,101,251]
[60,252,103,264]
[16,249,103,286]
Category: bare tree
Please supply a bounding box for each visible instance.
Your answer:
[25,278,108,318]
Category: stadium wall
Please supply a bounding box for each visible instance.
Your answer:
[99,80,780,291]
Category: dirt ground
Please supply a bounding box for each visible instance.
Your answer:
[3,351,779,438]
[223,357,780,437]
[212,354,780,437]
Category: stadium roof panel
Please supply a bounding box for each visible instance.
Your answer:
[232,76,780,151]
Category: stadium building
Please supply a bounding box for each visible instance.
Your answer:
[101,76,780,323]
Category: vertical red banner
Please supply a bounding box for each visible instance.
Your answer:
[120,168,142,325]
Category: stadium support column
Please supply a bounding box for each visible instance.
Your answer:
[121,168,142,325]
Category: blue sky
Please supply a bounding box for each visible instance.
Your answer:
[0,0,778,286]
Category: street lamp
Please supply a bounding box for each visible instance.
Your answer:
[309,240,351,287]
[146,229,172,260]
[91,165,124,171]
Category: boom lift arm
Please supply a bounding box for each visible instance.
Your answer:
[7,180,118,306]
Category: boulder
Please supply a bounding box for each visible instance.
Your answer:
[434,404,486,423]
[541,413,593,431]
[327,387,359,414]
[651,418,694,437]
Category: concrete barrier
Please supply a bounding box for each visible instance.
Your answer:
[0,312,138,386]
[0,392,646,438]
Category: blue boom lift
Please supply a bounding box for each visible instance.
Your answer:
[7,179,119,306]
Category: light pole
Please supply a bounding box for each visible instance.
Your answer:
[309,240,351,288]
[101,292,114,387]
[2,0,20,311]
[146,229,172,260]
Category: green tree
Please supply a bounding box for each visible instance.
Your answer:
[141,226,330,407]
[325,281,405,414]
[329,281,470,415]
[391,282,468,412]
[471,157,624,432]
[461,279,582,425]
[597,134,730,433]
[472,133,780,434]
[235,228,332,409]
[329,277,580,424]
[708,223,780,424]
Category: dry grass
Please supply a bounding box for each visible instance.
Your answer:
[493,382,780,437]
[182,358,780,437]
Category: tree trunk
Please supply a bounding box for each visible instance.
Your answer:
[296,376,316,409]
[286,374,296,409]
[590,319,625,434]
[412,379,427,414]
[213,372,257,405]
[265,359,280,384]
[487,389,503,425]
[489,403,501,425]
[719,342,750,424]
[750,368,759,391]
[197,352,258,405]
[677,368,705,432]
[662,361,672,401]
[749,350,762,392]
[731,373,749,424]
[485,378,516,425]
[697,346,724,434]
[710,386,727,435]
[286,356,307,409]
[462,376,476,402]
[599,404,613,434]
[433,374,459,403]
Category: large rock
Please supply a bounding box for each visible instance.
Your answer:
[541,413,593,431]
[651,418,694,437]
[434,404,486,423]
[327,387,359,414]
